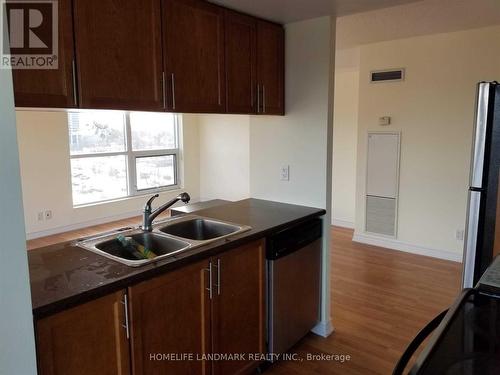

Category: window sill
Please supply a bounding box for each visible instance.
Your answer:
[73,185,183,209]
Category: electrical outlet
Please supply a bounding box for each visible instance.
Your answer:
[37,212,44,221]
[44,210,53,220]
[456,229,465,241]
[280,165,290,181]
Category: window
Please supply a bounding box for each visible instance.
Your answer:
[68,110,180,206]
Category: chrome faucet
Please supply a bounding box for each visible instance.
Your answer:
[142,192,191,232]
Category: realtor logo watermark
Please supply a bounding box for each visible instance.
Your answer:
[1,0,58,69]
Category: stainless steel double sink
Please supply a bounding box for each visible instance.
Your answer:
[77,215,251,267]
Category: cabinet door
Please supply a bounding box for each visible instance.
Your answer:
[12,0,76,108]
[36,291,130,375]
[129,260,212,374]
[163,0,225,113]
[212,240,266,375]
[257,21,284,115]
[225,10,256,114]
[73,0,163,111]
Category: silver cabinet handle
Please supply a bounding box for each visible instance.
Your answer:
[214,258,221,296]
[121,293,130,340]
[71,59,78,106]
[262,85,266,114]
[205,262,213,299]
[257,84,260,113]
[162,72,166,109]
[171,73,176,110]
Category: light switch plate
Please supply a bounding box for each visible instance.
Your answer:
[379,116,391,126]
[281,165,290,181]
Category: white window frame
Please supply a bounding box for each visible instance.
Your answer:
[69,111,181,207]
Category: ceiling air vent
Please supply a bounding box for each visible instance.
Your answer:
[370,69,405,83]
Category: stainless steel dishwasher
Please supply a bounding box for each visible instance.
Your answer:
[267,218,322,356]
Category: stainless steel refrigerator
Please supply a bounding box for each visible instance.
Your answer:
[462,81,500,288]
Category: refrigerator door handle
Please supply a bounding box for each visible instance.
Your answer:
[470,82,491,188]
[462,190,482,288]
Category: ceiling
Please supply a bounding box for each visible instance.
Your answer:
[336,0,500,49]
[211,0,423,23]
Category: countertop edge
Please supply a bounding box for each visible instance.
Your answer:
[31,207,326,319]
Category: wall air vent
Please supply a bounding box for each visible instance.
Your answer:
[370,69,405,83]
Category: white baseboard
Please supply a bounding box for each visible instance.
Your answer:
[332,218,355,229]
[26,210,140,240]
[311,319,335,338]
[352,231,462,263]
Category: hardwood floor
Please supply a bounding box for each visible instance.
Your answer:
[27,222,462,374]
[266,226,462,375]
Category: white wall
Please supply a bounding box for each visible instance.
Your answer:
[250,18,333,208]
[249,16,334,336]
[354,25,500,257]
[332,48,359,227]
[16,107,256,238]
[16,111,200,238]
[0,69,37,374]
[198,114,250,201]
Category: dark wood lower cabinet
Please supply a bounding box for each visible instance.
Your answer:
[128,241,265,375]
[212,240,266,375]
[35,241,266,375]
[36,290,130,375]
[128,259,212,374]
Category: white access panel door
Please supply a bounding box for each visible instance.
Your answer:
[366,133,400,198]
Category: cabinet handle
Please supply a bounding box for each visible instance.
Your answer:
[71,59,78,106]
[214,258,221,296]
[121,294,130,340]
[205,262,213,299]
[171,73,176,110]
[262,85,266,114]
[162,72,166,109]
[257,84,260,113]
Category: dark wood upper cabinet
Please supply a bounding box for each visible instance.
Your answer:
[11,0,284,114]
[128,259,212,374]
[36,291,130,375]
[12,0,76,108]
[225,10,257,114]
[162,0,226,113]
[257,20,285,115]
[73,0,163,111]
[212,240,265,374]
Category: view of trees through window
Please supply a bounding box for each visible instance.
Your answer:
[68,111,179,206]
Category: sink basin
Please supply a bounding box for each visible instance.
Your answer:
[158,218,242,241]
[78,231,191,267]
[77,216,251,267]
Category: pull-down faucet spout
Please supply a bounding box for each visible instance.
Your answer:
[142,192,190,232]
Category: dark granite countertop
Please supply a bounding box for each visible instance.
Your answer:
[29,199,325,318]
